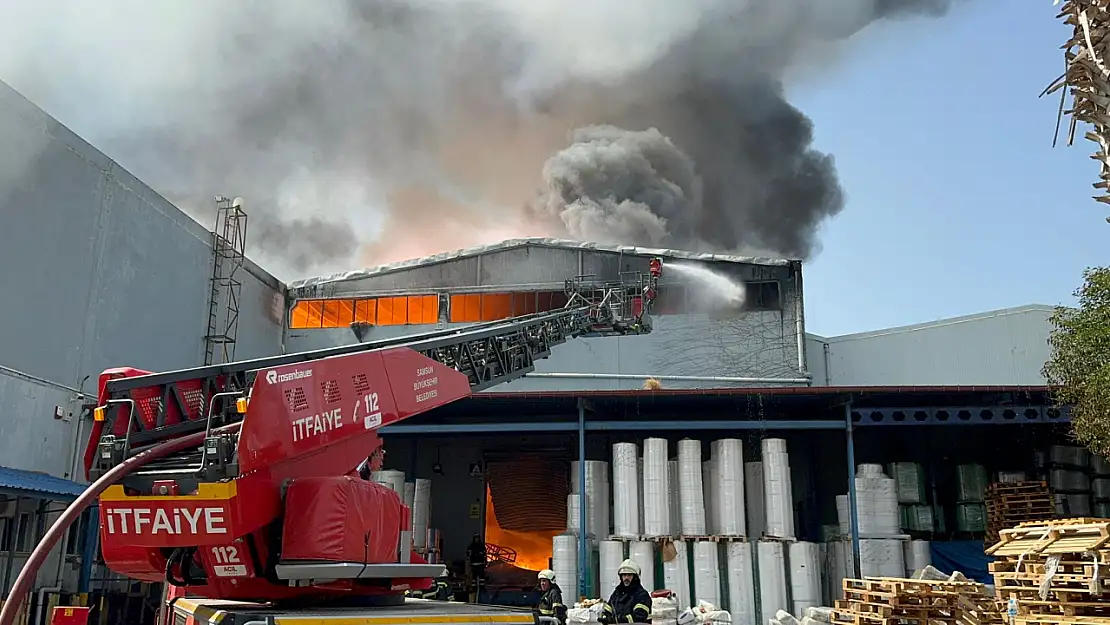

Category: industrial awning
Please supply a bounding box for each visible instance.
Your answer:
[0,466,86,501]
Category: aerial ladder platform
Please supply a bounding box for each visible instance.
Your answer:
[1,259,664,625]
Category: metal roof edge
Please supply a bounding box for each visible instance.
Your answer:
[820,304,1060,344]
[468,384,1054,400]
[288,237,794,290]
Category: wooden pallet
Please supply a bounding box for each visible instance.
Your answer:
[984,481,1058,543]
[833,577,1000,625]
[986,519,1110,557]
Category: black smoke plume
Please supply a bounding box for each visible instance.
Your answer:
[0,0,956,278]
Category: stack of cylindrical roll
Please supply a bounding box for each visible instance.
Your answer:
[663,539,691,609]
[725,541,756,624]
[599,540,625,589]
[788,541,822,616]
[571,460,610,539]
[757,540,788,625]
[643,438,670,537]
[678,439,706,536]
[612,443,640,538]
[692,541,721,608]
[716,439,746,536]
[762,438,795,539]
[552,534,579,600]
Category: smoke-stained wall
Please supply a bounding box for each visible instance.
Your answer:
[285,241,810,389]
[0,80,285,484]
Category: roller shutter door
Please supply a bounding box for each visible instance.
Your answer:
[485,453,569,532]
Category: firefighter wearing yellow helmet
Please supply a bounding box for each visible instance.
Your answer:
[536,569,567,625]
[599,559,651,624]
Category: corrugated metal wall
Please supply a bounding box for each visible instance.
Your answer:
[0,80,285,483]
[813,306,1054,386]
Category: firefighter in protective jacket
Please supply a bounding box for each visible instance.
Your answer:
[536,569,567,625]
[600,559,652,624]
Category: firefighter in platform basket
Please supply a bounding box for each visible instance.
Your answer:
[599,559,651,625]
[535,569,567,625]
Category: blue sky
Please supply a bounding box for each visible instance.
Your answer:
[794,0,1105,336]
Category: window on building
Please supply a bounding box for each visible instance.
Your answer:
[448,291,570,323]
[289,295,439,329]
[647,281,783,315]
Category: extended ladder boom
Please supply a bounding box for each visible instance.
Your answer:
[86,259,663,481]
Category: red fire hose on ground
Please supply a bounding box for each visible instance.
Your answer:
[0,425,242,625]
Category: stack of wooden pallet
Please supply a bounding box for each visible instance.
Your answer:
[987,518,1110,623]
[832,577,1003,625]
[984,481,1056,544]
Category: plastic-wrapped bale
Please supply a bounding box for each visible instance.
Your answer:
[762,438,795,539]
[858,539,903,578]
[757,540,789,625]
[716,439,746,536]
[663,539,691,609]
[900,504,934,533]
[643,438,671,537]
[613,443,641,538]
[599,540,625,590]
[902,540,931,577]
[955,464,988,502]
[692,541,721,608]
[788,541,822,616]
[631,541,656,591]
[725,541,756,625]
[886,462,926,504]
[678,439,707,536]
[1050,468,1092,492]
[412,478,432,549]
[744,462,765,537]
[553,534,579,601]
[956,503,986,533]
[1049,444,1090,468]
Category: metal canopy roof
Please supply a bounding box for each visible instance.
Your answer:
[377,385,1064,433]
[0,466,87,501]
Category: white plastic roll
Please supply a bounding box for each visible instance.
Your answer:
[757,540,789,625]
[399,530,413,563]
[745,462,765,537]
[567,494,582,533]
[613,443,641,538]
[679,440,706,536]
[717,439,746,536]
[668,459,681,535]
[600,540,626,589]
[725,541,756,625]
[573,461,611,539]
[693,541,721,608]
[762,440,795,539]
[788,542,822,616]
[371,470,406,495]
[873,477,900,535]
[761,438,787,455]
[553,534,579,600]
[404,481,416,507]
[638,455,646,533]
[859,539,903,578]
[857,464,884,478]
[835,495,849,534]
[703,460,718,535]
[631,541,656,591]
[903,540,931,577]
[644,438,671,537]
[826,540,855,601]
[663,539,691,608]
[412,478,432,549]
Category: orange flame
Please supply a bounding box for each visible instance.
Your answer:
[484,486,558,572]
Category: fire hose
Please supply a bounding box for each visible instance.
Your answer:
[0,424,242,625]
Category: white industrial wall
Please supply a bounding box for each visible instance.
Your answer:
[808,305,1054,386]
[0,80,285,592]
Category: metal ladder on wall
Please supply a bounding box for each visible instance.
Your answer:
[203,196,248,366]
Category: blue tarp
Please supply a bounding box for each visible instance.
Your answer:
[0,465,86,500]
[929,540,994,584]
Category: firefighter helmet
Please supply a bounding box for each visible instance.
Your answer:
[538,569,556,581]
[617,559,641,576]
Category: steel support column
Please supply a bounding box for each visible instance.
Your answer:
[2,497,21,597]
[79,506,99,594]
[577,399,588,600]
[845,404,861,577]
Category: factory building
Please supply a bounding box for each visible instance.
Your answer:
[0,77,1078,622]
